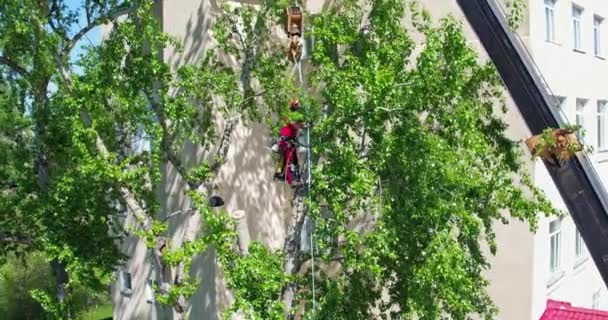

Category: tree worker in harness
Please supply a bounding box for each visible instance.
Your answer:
[274,99,305,186]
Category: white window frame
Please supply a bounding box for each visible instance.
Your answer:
[549,219,562,275]
[545,0,557,42]
[598,100,607,151]
[593,289,601,308]
[131,124,151,155]
[576,98,587,141]
[594,16,603,56]
[573,5,583,50]
[575,228,584,258]
[145,279,156,303]
[119,271,133,295]
[550,95,567,121]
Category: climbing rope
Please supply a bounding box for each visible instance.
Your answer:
[295,60,316,315]
[286,5,316,314]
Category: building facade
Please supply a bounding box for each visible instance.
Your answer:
[423,1,608,319]
[109,1,608,319]
[528,0,608,318]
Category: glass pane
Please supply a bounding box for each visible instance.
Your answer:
[556,233,561,268]
[546,8,551,40]
[550,236,557,271]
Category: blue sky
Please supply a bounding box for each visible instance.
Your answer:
[66,0,102,65]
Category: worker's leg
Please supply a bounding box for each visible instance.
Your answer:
[289,151,301,185]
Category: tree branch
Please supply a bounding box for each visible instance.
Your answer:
[48,0,69,44]
[64,3,134,55]
[85,0,92,26]
[144,91,201,191]
[281,196,309,318]
[239,89,269,107]
[0,232,33,246]
[0,56,30,78]
[210,115,240,173]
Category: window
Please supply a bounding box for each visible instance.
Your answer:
[131,125,151,155]
[573,5,583,50]
[550,95,565,110]
[575,228,584,258]
[550,95,566,121]
[549,219,562,273]
[545,0,557,42]
[145,280,155,303]
[119,271,132,295]
[576,98,587,140]
[594,16,603,56]
[593,290,601,308]
[598,101,607,150]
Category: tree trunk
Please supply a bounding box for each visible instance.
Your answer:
[32,78,72,317]
[281,197,308,319]
[51,259,70,318]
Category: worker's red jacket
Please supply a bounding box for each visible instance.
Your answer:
[279,123,298,153]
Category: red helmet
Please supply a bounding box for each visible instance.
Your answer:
[289,99,300,111]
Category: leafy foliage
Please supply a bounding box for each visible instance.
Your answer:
[225,242,288,320]
[305,0,556,318]
[0,253,111,320]
[0,0,557,319]
[505,0,526,30]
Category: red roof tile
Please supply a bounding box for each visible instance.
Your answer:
[540,300,608,320]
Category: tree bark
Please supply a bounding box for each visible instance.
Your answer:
[281,196,308,319]
[51,259,70,318]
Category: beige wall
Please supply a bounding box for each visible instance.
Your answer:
[112,0,295,319]
[418,1,537,320]
[112,1,548,319]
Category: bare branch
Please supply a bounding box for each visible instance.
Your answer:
[64,3,133,54]
[0,56,30,78]
[377,106,404,112]
[239,88,271,107]
[85,0,92,26]
[211,115,240,173]
[48,0,70,43]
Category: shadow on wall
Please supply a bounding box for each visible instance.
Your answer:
[184,120,293,319]
[166,0,212,69]
[113,0,299,318]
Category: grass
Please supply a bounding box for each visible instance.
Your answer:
[79,303,112,320]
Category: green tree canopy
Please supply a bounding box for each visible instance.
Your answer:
[0,0,553,319]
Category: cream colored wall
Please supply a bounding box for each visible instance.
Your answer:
[112,0,296,319]
[110,1,575,319]
[418,1,538,320]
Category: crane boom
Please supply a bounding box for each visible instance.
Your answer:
[455,0,608,288]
